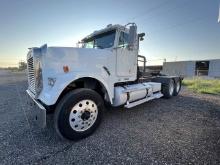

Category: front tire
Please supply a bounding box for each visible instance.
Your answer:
[54,88,104,140]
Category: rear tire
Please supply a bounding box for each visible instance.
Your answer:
[173,79,181,96]
[162,79,175,99]
[54,88,104,141]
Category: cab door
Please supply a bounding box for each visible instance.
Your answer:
[116,31,137,78]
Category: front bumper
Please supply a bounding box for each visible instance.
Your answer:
[26,90,46,128]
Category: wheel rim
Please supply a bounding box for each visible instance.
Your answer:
[169,82,174,95]
[176,81,180,92]
[69,99,98,132]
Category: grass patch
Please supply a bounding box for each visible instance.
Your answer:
[182,78,220,95]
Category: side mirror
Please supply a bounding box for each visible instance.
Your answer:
[128,25,137,49]
[138,33,145,41]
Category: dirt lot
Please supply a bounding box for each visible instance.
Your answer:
[0,70,220,164]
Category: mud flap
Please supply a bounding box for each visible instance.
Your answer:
[26,90,46,128]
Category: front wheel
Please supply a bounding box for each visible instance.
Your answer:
[54,88,104,140]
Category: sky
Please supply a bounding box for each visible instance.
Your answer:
[0,0,219,67]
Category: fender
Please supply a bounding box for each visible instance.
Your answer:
[38,71,113,106]
[152,76,181,84]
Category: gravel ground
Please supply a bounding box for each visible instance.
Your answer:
[0,70,220,165]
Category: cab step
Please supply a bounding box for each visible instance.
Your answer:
[124,92,163,108]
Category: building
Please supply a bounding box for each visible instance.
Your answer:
[162,59,220,78]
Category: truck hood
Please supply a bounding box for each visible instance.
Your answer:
[43,47,113,75]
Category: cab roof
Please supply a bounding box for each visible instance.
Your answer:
[82,24,127,41]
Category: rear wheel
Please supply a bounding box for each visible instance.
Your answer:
[173,79,181,96]
[162,79,175,99]
[54,88,104,140]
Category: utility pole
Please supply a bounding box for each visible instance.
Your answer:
[218,4,220,23]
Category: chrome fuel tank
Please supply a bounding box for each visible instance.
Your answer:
[113,82,161,107]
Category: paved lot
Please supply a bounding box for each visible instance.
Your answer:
[0,70,220,164]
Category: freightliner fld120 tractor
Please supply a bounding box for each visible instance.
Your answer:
[26,23,182,140]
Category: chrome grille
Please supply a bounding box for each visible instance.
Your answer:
[27,56,36,95]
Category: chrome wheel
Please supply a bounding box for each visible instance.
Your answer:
[69,99,98,132]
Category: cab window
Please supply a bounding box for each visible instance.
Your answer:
[83,30,116,49]
[118,32,129,48]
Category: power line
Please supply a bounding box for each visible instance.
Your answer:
[147,59,166,61]
[150,15,210,33]
[124,0,210,34]
[123,0,206,36]
[126,0,190,25]
[128,0,173,22]
[136,0,191,23]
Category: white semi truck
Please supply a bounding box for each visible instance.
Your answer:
[26,23,182,140]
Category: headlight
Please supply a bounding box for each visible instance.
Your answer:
[34,57,43,96]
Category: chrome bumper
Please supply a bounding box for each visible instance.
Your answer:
[26,90,46,128]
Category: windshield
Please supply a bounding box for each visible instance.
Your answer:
[83,30,116,49]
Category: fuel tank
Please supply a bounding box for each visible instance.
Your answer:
[112,82,161,107]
